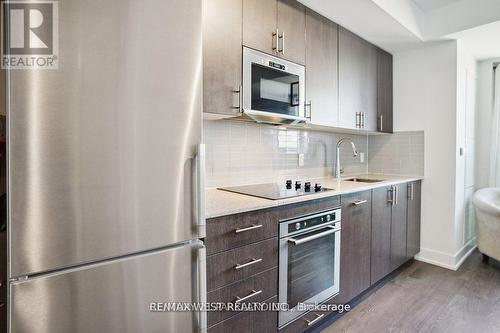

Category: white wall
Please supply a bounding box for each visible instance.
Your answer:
[393,40,477,269]
[394,41,458,266]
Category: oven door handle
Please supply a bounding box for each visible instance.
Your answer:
[287,226,341,246]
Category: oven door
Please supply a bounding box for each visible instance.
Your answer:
[243,47,306,125]
[279,223,341,327]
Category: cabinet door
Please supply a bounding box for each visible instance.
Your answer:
[406,181,421,259]
[305,9,338,127]
[338,27,377,131]
[243,0,277,55]
[371,186,392,284]
[338,191,372,303]
[277,0,306,65]
[390,184,408,270]
[377,48,393,133]
[203,0,242,115]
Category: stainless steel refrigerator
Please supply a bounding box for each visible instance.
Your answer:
[1,0,206,332]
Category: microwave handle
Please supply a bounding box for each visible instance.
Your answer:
[287,226,341,246]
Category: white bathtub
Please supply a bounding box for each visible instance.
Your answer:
[473,188,500,262]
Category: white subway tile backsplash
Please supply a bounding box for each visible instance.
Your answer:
[204,120,423,188]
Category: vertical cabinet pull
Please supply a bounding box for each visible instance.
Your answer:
[408,183,414,200]
[355,112,360,128]
[305,101,312,120]
[232,86,242,111]
[379,114,384,131]
[272,29,279,54]
[361,112,365,128]
[394,185,398,206]
[279,31,285,54]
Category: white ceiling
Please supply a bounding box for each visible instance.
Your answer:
[299,0,500,60]
[412,0,461,12]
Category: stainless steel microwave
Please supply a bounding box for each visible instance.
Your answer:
[239,47,306,125]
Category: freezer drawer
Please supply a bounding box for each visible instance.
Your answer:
[8,0,203,277]
[9,241,206,333]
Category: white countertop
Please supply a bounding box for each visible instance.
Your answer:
[205,174,423,219]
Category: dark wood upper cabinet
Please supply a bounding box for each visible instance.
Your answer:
[338,27,377,131]
[406,181,422,259]
[377,48,393,133]
[243,0,305,64]
[243,0,277,55]
[203,0,242,115]
[371,186,393,284]
[390,184,408,271]
[305,9,338,127]
[337,190,372,303]
[277,0,306,64]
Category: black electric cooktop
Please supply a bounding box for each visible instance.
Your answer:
[218,181,333,200]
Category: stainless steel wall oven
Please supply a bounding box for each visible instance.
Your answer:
[279,209,341,327]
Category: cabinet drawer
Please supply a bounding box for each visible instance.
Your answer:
[207,238,278,291]
[206,209,279,255]
[279,310,327,333]
[278,196,340,221]
[208,268,278,326]
[208,296,278,333]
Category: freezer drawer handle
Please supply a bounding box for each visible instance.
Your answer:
[235,258,262,270]
[235,224,263,233]
[352,200,367,206]
[306,313,325,326]
[234,289,262,304]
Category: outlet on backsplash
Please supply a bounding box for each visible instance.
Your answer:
[298,153,305,167]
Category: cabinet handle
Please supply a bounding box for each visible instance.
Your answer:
[279,31,285,54]
[231,85,242,112]
[272,29,279,54]
[388,186,394,206]
[235,258,262,270]
[408,183,414,200]
[235,289,263,304]
[394,185,398,206]
[306,313,325,326]
[352,200,367,206]
[379,114,384,131]
[235,224,263,233]
[362,112,366,128]
[305,101,312,120]
[355,112,360,128]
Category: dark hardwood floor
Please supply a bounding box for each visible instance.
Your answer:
[322,251,500,333]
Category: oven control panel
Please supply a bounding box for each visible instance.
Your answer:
[282,209,341,236]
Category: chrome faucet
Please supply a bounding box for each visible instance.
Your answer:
[335,138,358,179]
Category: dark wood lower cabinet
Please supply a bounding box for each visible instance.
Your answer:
[336,190,372,303]
[371,186,392,284]
[208,268,278,326]
[406,181,422,259]
[390,184,408,270]
[208,296,278,333]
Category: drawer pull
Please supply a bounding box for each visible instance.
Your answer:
[234,289,262,304]
[306,313,324,326]
[235,224,263,233]
[352,200,367,206]
[235,258,262,270]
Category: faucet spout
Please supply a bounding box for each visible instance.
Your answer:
[335,138,358,179]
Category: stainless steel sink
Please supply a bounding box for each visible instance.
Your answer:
[344,178,384,183]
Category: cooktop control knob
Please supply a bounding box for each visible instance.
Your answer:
[304,182,311,192]
[295,222,301,230]
[326,214,331,222]
[314,183,322,192]
[286,180,292,189]
[295,181,301,190]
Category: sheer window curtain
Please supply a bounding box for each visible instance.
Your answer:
[489,66,500,186]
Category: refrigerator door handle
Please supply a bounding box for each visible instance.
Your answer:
[197,245,207,333]
[195,144,206,238]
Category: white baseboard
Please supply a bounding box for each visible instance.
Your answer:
[414,237,477,271]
